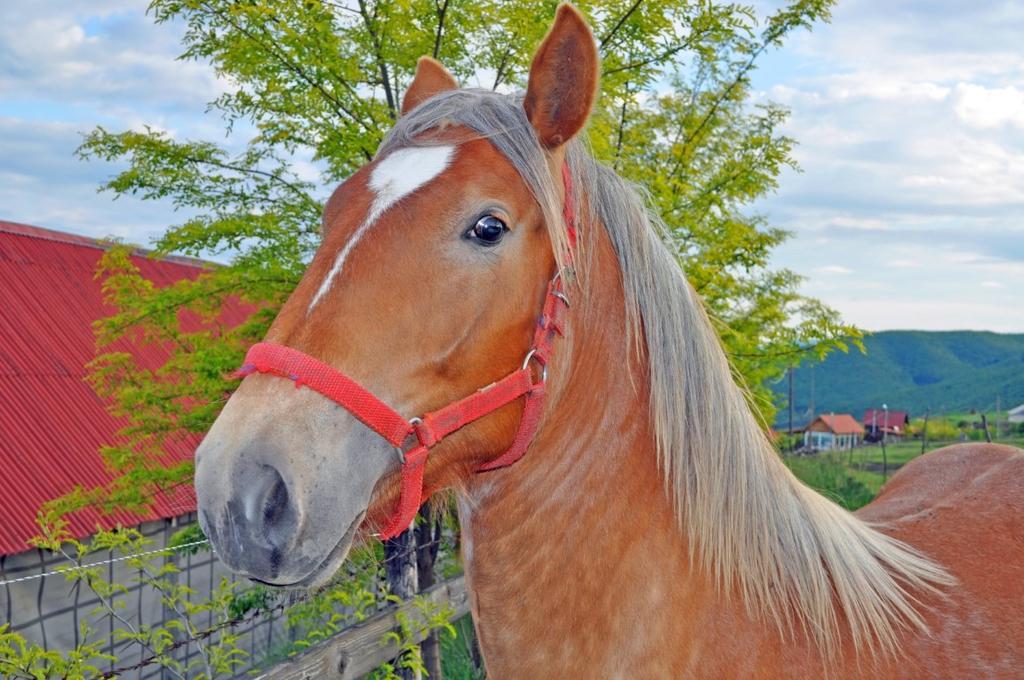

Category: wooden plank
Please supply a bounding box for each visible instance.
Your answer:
[257,576,470,680]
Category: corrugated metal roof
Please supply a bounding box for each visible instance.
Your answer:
[0,220,248,555]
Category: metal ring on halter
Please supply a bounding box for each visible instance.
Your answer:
[521,349,548,383]
[552,290,570,307]
[394,417,423,465]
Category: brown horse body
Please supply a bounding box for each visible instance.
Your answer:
[452,204,1024,677]
[464,436,1024,677]
[195,6,1024,677]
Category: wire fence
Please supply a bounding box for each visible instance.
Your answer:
[103,534,449,678]
[0,515,454,679]
[0,540,211,588]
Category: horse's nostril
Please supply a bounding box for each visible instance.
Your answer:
[208,459,307,580]
[262,473,289,527]
[228,464,301,555]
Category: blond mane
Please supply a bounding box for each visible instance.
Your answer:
[383,88,954,659]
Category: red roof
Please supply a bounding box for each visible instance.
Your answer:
[0,221,249,555]
[811,414,865,435]
[862,409,909,432]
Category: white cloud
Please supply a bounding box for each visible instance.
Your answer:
[776,235,1024,332]
[952,83,1024,129]
[814,265,853,275]
[0,116,184,243]
[826,299,1022,334]
[825,216,889,231]
[1,0,1022,334]
[0,2,222,111]
[754,0,1024,331]
[0,2,263,246]
[819,73,950,103]
[885,258,920,269]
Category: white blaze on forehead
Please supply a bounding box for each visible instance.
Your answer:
[308,144,455,312]
[368,145,456,209]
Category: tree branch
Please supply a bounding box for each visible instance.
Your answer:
[665,145,772,221]
[101,276,293,338]
[613,80,633,168]
[433,0,450,59]
[197,0,376,135]
[491,33,518,90]
[56,546,187,680]
[357,0,396,117]
[670,22,788,180]
[604,41,690,76]
[181,153,316,208]
[600,0,644,51]
[137,561,214,679]
[728,345,822,360]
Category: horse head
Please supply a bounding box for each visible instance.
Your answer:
[194,5,599,587]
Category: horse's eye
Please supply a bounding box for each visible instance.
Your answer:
[467,215,508,246]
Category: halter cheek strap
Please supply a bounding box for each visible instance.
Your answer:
[234,163,577,540]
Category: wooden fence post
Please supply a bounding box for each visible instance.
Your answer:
[255,577,470,680]
[981,413,992,443]
[384,528,418,679]
[880,437,888,480]
[415,509,443,679]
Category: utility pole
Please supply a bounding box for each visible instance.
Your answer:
[788,366,794,454]
[996,395,1001,440]
[881,403,888,480]
[809,365,815,420]
[921,409,930,456]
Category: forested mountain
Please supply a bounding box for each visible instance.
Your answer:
[774,331,1024,423]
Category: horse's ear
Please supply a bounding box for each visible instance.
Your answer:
[524,4,599,149]
[402,57,458,115]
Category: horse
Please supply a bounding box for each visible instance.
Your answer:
[194,5,1024,677]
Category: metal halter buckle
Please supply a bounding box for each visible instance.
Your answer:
[394,417,423,465]
[521,349,548,383]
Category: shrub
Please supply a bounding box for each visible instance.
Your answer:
[785,454,876,510]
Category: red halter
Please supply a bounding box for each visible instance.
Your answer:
[234,163,577,540]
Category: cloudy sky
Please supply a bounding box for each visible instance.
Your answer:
[1,1,1022,333]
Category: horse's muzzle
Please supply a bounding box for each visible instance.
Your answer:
[198,458,306,582]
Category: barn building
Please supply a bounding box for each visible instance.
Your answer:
[0,221,281,676]
[802,414,864,451]
[862,408,910,442]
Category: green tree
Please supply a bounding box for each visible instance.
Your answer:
[69,0,853,512]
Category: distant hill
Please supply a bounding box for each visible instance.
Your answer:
[773,331,1024,425]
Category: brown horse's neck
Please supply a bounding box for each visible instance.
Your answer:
[457,231,774,677]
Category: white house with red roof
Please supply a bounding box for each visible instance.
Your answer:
[803,413,865,451]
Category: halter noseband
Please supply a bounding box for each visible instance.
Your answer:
[234,163,577,540]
